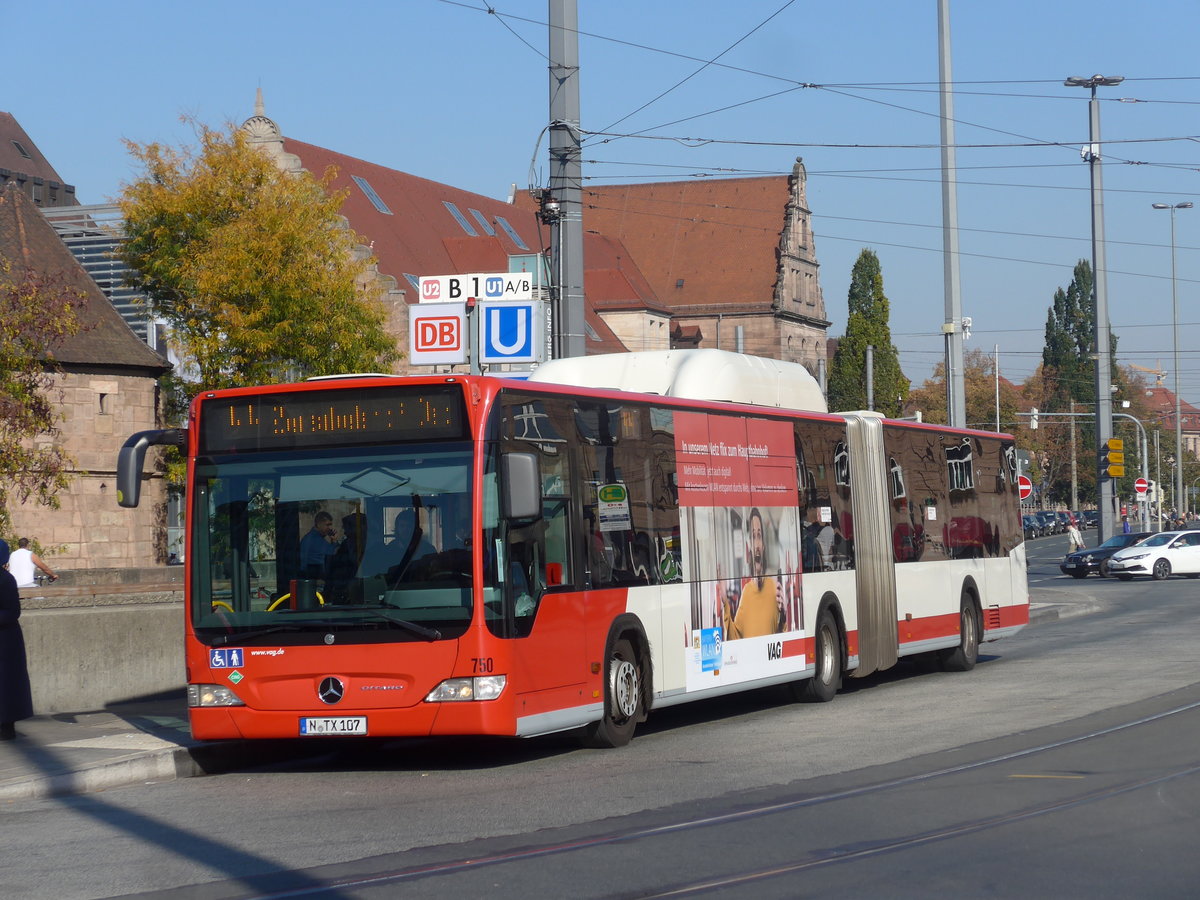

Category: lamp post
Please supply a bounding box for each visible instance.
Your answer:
[1151,200,1192,522]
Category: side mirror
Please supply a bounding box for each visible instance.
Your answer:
[117,429,187,508]
[500,452,542,522]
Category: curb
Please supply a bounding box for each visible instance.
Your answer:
[0,746,195,802]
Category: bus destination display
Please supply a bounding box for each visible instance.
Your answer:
[199,385,467,452]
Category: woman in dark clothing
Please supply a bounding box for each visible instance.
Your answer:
[0,539,34,740]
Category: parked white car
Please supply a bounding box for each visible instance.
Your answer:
[1107,530,1200,580]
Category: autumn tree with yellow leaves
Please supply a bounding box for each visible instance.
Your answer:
[0,258,86,536]
[118,119,397,397]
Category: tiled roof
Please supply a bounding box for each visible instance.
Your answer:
[584,305,631,354]
[285,139,544,289]
[282,138,640,353]
[583,233,668,315]
[0,185,168,373]
[1140,385,1200,432]
[582,177,791,308]
[0,111,77,204]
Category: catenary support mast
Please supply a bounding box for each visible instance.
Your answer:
[548,0,586,359]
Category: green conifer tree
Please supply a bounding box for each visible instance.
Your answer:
[827,249,909,415]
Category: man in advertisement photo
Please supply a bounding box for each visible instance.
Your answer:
[721,507,785,640]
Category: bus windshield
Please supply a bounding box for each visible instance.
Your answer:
[191,442,474,644]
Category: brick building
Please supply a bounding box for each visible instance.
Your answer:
[1,185,170,568]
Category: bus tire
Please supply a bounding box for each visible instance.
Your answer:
[791,607,841,703]
[581,638,642,748]
[938,592,979,672]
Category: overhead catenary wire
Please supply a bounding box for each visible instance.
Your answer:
[450,1,1199,395]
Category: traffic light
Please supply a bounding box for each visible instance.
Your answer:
[1100,437,1125,479]
[1147,480,1158,503]
[1029,407,1038,430]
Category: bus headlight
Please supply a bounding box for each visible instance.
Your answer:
[187,684,246,707]
[425,675,507,702]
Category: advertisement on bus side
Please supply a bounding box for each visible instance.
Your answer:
[674,412,807,690]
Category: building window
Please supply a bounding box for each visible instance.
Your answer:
[495,215,530,250]
[469,209,496,236]
[443,201,477,236]
[351,175,393,215]
[11,140,31,159]
[509,253,549,283]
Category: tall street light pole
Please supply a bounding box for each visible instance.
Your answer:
[1066,74,1123,543]
[1152,201,1192,521]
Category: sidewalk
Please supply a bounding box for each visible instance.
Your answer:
[0,691,210,802]
[0,587,1092,802]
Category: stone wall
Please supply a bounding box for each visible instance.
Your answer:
[19,569,184,714]
[10,368,166,570]
[599,311,671,354]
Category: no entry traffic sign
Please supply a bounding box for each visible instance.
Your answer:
[1017,475,1033,501]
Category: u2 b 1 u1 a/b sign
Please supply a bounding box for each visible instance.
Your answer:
[409,301,467,365]
[419,273,534,303]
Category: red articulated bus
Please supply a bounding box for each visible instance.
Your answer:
[117,350,1027,746]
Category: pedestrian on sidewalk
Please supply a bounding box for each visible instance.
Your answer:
[0,539,34,741]
[1066,518,1084,553]
[9,537,57,587]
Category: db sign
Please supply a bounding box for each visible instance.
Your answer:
[409,302,467,365]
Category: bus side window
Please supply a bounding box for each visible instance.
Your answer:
[541,497,571,587]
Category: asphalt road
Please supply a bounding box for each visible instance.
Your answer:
[5,538,1198,899]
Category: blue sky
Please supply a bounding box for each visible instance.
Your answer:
[8,1,1199,399]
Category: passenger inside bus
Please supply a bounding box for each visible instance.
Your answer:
[298,510,338,579]
[416,509,473,584]
[325,512,367,602]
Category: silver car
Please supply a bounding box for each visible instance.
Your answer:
[1107,530,1200,580]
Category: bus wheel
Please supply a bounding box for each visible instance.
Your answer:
[938,594,979,672]
[791,608,841,703]
[582,638,642,748]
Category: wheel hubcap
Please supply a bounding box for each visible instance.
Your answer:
[817,626,834,682]
[611,658,639,719]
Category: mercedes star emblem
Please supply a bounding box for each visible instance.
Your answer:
[318,676,345,705]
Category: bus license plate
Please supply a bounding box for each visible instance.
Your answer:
[299,716,367,736]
